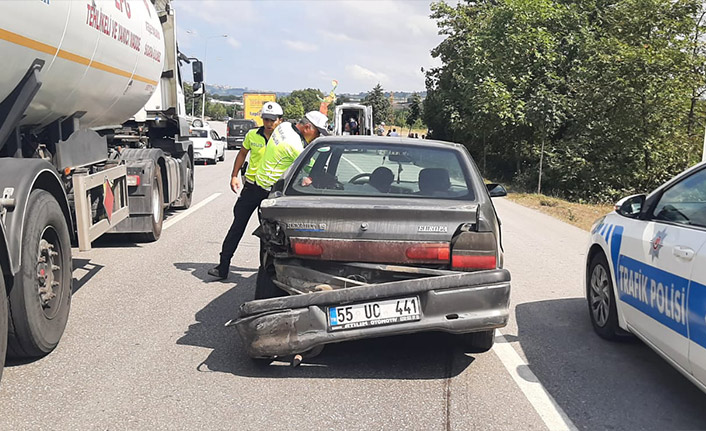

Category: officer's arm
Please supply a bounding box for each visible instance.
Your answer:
[231,148,249,178]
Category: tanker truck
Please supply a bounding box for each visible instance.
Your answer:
[0,0,200,381]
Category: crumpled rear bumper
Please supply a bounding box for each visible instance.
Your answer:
[233,269,511,358]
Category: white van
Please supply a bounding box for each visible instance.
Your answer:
[334,103,374,136]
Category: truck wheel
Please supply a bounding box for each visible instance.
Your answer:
[254,254,284,300]
[459,329,495,353]
[7,190,72,358]
[588,253,622,340]
[0,275,7,382]
[140,168,164,242]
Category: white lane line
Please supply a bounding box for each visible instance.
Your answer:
[341,156,364,174]
[493,330,578,431]
[163,193,221,230]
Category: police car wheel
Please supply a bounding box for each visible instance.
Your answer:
[588,253,621,340]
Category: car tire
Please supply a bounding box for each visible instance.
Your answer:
[138,168,164,242]
[7,190,72,358]
[218,151,225,162]
[587,252,622,340]
[0,275,7,382]
[254,254,285,300]
[459,329,495,353]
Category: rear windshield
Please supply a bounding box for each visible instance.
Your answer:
[228,120,255,134]
[287,141,475,200]
[190,129,208,138]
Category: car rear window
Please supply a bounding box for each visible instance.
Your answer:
[287,141,475,200]
[190,129,208,138]
[228,120,255,134]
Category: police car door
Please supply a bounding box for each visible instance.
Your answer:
[664,167,706,385]
[617,168,706,371]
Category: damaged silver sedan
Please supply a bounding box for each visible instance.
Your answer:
[233,137,511,360]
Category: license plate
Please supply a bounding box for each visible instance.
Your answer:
[327,297,421,331]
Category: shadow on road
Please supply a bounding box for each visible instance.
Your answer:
[71,258,104,294]
[173,262,255,283]
[514,298,706,430]
[176,273,475,380]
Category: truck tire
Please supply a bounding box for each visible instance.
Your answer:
[0,276,7,383]
[174,155,193,210]
[7,190,72,358]
[459,329,495,353]
[140,168,164,242]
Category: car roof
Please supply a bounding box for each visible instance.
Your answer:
[312,135,466,151]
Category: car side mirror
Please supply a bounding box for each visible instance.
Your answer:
[615,194,646,218]
[220,137,226,141]
[486,183,507,198]
[192,60,203,83]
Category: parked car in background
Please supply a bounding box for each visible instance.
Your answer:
[586,161,706,393]
[232,136,511,362]
[227,119,257,149]
[190,127,225,164]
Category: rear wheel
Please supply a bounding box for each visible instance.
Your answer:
[459,329,495,353]
[588,253,621,340]
[0,275,7,382]
[8,190,72,358]
[139,168,164,242]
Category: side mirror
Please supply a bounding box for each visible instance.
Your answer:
[220,137,226,141]
[615,194,646,218]
[486,183,507,198]
[192,60,203,83]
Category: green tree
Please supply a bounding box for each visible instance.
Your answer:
[278,95,305,120]
[407,93,423,132]
[289,88,324,112]
[427,0,706,201]
[363,83,391,126]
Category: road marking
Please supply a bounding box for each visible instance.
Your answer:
[163,193,221,230]
[341,156,364,174]
[493,330,578,431]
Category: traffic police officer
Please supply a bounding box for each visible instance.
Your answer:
[208,102,284,279]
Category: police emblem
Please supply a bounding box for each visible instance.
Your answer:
[649,229,667,260]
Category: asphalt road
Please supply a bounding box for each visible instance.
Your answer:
[1,149,706,430]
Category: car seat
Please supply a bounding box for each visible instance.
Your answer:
[418,168,451,195]
[369,167,394,192]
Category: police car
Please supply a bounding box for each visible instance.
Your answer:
[587,161,706,392]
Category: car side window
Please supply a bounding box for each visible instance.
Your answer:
[652,168,706,228]
[211,131,219,140]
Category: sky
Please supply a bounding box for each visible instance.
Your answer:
[172,0,446,94]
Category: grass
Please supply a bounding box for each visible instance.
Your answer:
[505,193,614,231]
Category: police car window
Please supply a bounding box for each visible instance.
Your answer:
[653,168,706,228]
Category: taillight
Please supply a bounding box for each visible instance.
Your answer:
[205,141,212,148]
[126,175,141,187]
[292,241,323,257]
[451,232,498,270]
[406,244,450,261]
[452,254,496,270]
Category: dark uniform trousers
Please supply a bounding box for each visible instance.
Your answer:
[215,180,271,274]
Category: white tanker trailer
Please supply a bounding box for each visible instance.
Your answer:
[0,0,202,382]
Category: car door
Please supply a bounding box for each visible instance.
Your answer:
[211,130,223,157]
[616,168,706,371]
